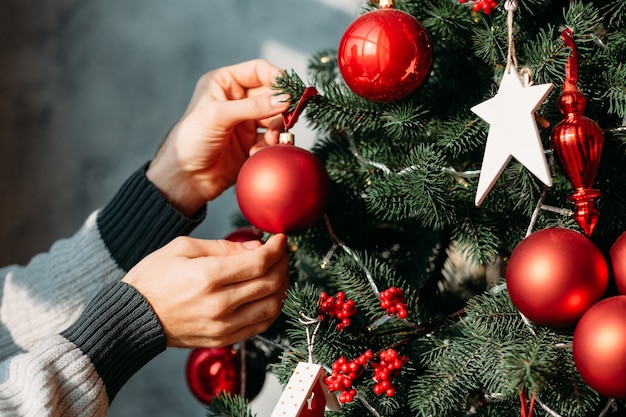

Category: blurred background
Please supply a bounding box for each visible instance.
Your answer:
[0,0,363,415]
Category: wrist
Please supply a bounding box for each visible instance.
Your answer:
[146,158,206,218]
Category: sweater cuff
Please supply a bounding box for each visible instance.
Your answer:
[97,162,207,271]
[61,281,166,402]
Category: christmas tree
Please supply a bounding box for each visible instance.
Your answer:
[205,0,626,416]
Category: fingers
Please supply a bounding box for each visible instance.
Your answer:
[198,281,290,347]
[220,243,290,306]
[192,234,288,285]
[166,235,265,259]
[209,93,289,131]
[222,59,285,90]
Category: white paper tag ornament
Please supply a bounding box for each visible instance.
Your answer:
[271,362,340,417]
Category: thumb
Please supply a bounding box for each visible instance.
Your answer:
[213,93,290,128]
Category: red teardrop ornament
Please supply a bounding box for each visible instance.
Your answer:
[552,85,604,236]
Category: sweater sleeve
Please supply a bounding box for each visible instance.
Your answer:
[0,281,165,417]
[97,162,207,272]
[0,162,206,416]
[0,162,206,353]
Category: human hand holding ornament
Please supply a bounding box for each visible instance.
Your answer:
[121,233,290,348]
[146,59,290,217]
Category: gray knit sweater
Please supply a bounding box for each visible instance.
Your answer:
[0,165,205,416]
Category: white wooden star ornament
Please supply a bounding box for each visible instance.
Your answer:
[470,68,554,206]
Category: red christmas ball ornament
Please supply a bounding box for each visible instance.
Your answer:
[505,228,608,328]
[337,0,433,102]
[236,133,330,234]
[610,231,626,294]
[186,345,266,404]
[186,346,240,404]
[573,296,626,398]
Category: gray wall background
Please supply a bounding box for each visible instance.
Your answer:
[0,1,362,415]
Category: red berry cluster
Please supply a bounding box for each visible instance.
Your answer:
[319,291,357,330]
[379,287,409,319]
[371,349,409,397]
[324,350,373,403]
[458,0,498,14]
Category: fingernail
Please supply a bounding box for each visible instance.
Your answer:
[271,94,290,107]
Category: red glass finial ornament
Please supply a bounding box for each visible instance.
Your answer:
[551,29,604,236]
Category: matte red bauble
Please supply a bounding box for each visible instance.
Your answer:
[186,346,240,404]
[611,231,626,294]
[236,137,330,234]
[505,228,608,328]
[574,296,626,398]
[337,1,432,102]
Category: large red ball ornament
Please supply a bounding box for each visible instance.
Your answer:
[186,347,240,404]
[338,3,433,102]
[505,228,608,328]
[573,296,626,398]
[236,139,330,234]
[610,231,626,294]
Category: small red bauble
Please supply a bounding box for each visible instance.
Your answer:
[573,296,626,398]
[337,3,433,102]
[186,345,265,404]
[236,137,330,234]
[185,346,240,404]
[610,231,626,294]
[506,228,608,328]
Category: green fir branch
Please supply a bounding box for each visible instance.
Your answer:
[205,393,255,417]
[601,0,626,27]
[366,144,457,228]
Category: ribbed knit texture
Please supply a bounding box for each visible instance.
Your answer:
[0,163,206,415]
[61,281,166,402]
[0,335,109,417]
[97,163,206,272]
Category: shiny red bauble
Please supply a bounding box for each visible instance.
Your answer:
[186,346,240,404]
[611,231,626,294]
[186,345,266,404]
[505,228,608,328]
[337,5,432,102]
[236,143,330,234]
[573,296,626,398]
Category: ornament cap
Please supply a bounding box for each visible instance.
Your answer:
[379,0,395,8]
[279,132,295,145]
